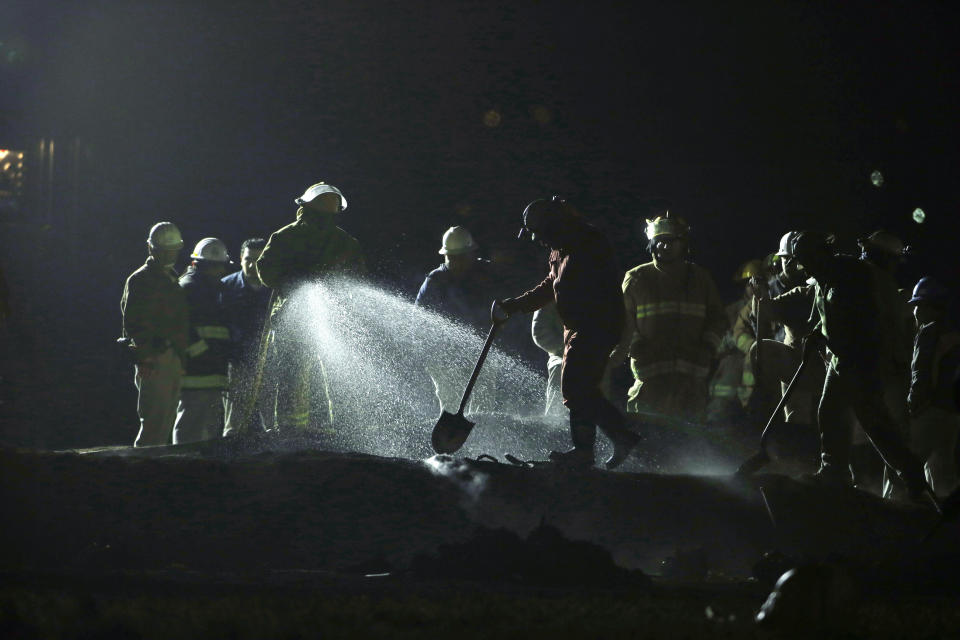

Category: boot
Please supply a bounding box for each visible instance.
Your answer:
[605,431,641,470]
[550,416,596,468]
[801,463,853,489]
[596,401,641,470]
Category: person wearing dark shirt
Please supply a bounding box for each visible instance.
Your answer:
[791,231,929,503]
[221,238,272,435]
[416,226,506,413]
[497,197,640,469]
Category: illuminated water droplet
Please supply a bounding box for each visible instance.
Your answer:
[870,170,884,187]
[912,208,926,224]
[482,110,502,128]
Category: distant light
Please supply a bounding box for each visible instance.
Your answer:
[530,105,553,125]
[870,170,884,187]
[482,110,502,128]
[912,208,926,224]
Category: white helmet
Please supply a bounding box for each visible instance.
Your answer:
[147,221,184,250]
[190,237,230,263]
[439,226,477,255]
[776,231,800,258]
[295,182,347,211]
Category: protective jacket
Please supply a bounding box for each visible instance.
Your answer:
[618,261,726,381]
[910,320,960,413]
[504,220,623,338]
[179,266,231,389]
[121,256,189,361]
[257,210,366,317]
[811,255,893,372]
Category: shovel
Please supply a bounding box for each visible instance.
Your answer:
[431,301,510,454]
[735,334,818,477]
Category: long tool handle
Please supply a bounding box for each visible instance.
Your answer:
[757,349,809,450]
[456,322,500,415]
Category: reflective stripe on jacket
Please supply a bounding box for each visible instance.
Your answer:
[620,260,727,381]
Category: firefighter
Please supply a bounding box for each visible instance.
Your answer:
[174,238,233,444]
[907,277,960,496]
[752,231,822,427]
[495,196,640,469]
[120,222,189,447]
[706,260,764,423]
[256,182,365,435]
[790,231,929,501]
[614,212,727,423]
[221,238,272,436]
[415,226,505,413]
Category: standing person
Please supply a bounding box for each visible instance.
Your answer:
[753,231,821,427]
[257,182,365,435]
[174,238,232,444]
[221,238,272,436]
[614,212,727,423]
[531,302,566,419]
[789,231,930,501]
[120,222,189,447]
[496,196,640,469]
[907,277,960,496]
[415,226,504,412]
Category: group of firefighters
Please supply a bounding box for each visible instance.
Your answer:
[121,182,960,503]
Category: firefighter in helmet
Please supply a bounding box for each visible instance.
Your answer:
[256,182,366,436]
[614,210,727,422]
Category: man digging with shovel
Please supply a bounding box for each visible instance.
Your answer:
[492,197,641,469]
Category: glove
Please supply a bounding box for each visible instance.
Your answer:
[491,299,512,324]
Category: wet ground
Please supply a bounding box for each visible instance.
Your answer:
[1,439,958,638]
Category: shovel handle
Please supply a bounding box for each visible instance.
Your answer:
[757,342,814,450]
[457,321,501,415]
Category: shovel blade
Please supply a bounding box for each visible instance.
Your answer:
[431,411,475,454]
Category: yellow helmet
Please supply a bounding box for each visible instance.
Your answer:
[645,213,690,240]
[733,259,765,282]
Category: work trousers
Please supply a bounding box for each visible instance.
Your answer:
[273,332,332,434]
[562,329,634,449]
[754,339,825,425]
[544,358,565,419]
[174,388,225,444]
[223,360,273,436]
[912,407,960,496]
[133,348,182,447]
[627,373,707,423]
[817,363,925,491]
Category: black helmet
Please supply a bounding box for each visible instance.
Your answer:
[517,196,573,241]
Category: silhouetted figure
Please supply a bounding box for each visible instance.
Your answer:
[120,222,189,447]
[175,238,232,444]
[416,226,504,412]
[496,197,640,469]
[221,238,272,435]
[257,182,365,435]
[907,277,960,496]
[791,231,928,500]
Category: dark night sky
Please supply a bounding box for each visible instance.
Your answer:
[0,0,958,445]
